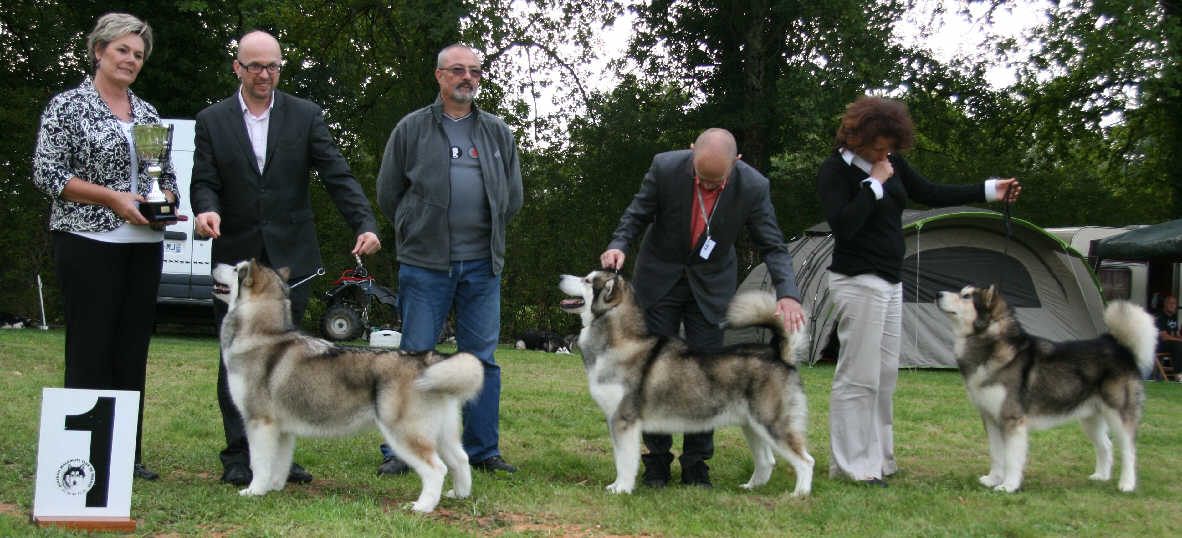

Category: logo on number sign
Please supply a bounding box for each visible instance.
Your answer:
[56,458,95,495]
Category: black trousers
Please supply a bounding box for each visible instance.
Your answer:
[53,231,162,464]
[641,276,725,468]
[213,253,310,469]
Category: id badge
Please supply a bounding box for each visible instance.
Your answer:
[699,236,716,259]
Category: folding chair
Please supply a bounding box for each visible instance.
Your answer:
[1156,352,1179,382]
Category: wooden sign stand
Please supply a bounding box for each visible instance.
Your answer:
[33,515,136,531]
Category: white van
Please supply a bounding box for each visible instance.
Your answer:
[157,118,213,306]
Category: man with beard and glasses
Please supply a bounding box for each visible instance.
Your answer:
[190,29,381,487]
[374,44,523,476]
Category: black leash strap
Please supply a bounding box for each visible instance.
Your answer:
[999,184,1014,294]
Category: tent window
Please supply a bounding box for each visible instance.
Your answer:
[1097,266,1132,301]
[902,246,1041,308]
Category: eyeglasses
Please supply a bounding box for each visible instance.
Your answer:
[239,61,281,74]
[441,65,483,79]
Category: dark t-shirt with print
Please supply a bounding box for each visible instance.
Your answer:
[1156,311,1179,337]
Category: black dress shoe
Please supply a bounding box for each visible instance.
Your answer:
[680,461,712,488]
[220,464,251,486]
[471,455,517,473]
[287,462,313,484]
[133,463,159,481]
[377,455,410,476]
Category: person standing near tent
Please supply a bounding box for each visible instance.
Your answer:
[600,127,806,488]
[816,96,1021,487]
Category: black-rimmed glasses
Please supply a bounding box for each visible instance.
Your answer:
[239,61,281,74]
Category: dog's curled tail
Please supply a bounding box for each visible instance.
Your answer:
[414,352,484,401]
[726,291,808,366]
[1104,300,1158,376]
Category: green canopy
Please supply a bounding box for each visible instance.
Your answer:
[1095,219,1182,263]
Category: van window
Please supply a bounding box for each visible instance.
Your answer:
[1098,267,1132,301]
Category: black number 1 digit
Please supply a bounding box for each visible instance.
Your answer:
[64,396,115,508]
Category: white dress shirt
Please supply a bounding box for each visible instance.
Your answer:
[237,88,275,174]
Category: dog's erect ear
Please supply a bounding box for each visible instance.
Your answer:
[971,287,993,333]
[241,259,256,288]
[276,266,291,282]
[602,277,617,302]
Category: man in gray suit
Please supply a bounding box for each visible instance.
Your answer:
[190,30,381,487]
[600,128,805,488]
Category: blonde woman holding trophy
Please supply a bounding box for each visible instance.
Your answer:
[32,12,178,481]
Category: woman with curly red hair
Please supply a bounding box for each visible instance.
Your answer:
[817,96,1020,487]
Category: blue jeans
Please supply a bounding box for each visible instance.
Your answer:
[381,259,503,463]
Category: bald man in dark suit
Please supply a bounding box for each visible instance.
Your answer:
[601,128,804,488]
[190,30,380,487]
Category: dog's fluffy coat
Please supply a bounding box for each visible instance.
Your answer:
[212,260,483,512]
[559,271,813,496]
[937,285,1157,493]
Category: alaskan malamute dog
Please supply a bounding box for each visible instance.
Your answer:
[559,271,814,496]
[212,259,483,513]
[937,285,1157,493]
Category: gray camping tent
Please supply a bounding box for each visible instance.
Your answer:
[732,207,1106,368]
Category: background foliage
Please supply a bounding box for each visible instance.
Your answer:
[1,0,1179,337]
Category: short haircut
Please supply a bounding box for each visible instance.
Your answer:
[86,12,153,70]
[436,44,479,68]
[835,96,915,152]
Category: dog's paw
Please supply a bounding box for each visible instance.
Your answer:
[605,481,634,494]
[978,474,1003,488]
[1088,471,1111,481]
[740,482,757,490]
[410,500,437,513]
[993,482,1020,493]
[444,488,469,499]
[1118,479,1136,492]
[238,486,268,496]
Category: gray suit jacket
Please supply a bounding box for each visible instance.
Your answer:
[607,149,799,324]
[190,91,377,278]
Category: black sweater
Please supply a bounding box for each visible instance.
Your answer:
[816,151,986,283]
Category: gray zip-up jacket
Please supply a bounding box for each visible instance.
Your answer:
[376,97,523,274]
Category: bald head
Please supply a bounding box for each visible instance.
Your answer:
[234,31,283,108]
[691,128,739,189]
[238,30,281,59]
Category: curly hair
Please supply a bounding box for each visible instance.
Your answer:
[834,96,914,152]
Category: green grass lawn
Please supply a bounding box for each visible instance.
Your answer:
[1,328,1180,536]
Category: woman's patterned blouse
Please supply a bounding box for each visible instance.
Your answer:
[33,76,179,233]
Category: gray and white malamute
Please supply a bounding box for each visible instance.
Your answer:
[937,285,1158,493]
[212,259,483,513]
[559,271,814,496]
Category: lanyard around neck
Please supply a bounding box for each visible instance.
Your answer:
[696,182,722,238]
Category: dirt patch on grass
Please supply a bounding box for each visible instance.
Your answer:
[152,524,237,538]
[427,508,654,537]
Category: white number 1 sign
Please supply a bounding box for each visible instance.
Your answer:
[32,388,139,531]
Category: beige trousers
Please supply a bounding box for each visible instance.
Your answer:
[827,271,901,481]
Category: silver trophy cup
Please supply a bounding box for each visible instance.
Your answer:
[131,123,176,222]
